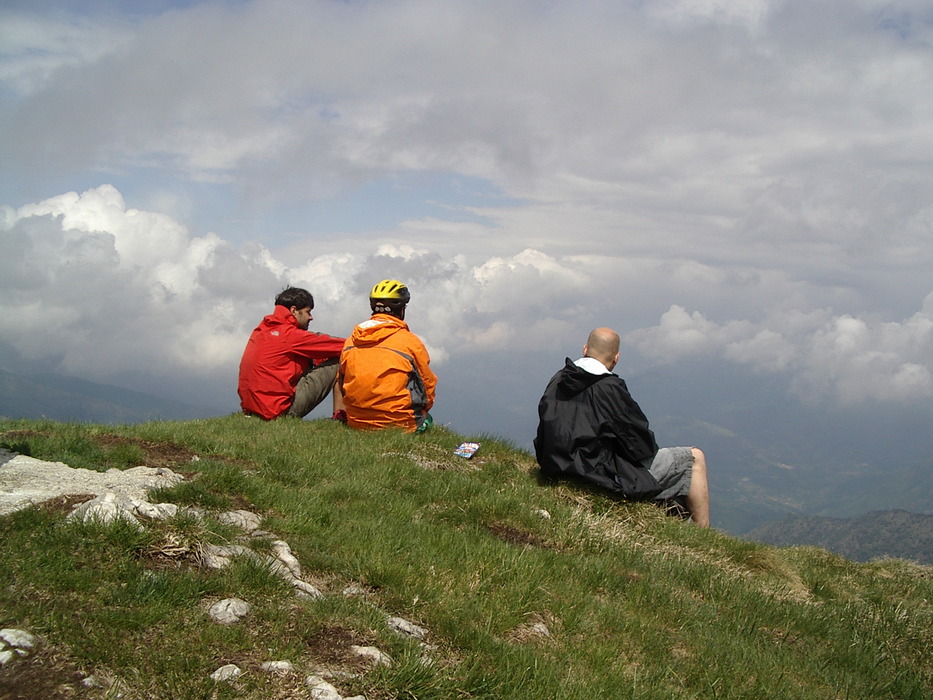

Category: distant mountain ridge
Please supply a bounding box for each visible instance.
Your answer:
[746,510,933,565]
[0,369,220,424]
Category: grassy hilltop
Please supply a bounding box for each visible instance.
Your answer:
[1,416,931,699]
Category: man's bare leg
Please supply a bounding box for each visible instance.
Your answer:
[685,447,710,527]
[332,373,345,412]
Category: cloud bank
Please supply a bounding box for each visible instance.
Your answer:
[1,1,932,416]
[2,185,931,408]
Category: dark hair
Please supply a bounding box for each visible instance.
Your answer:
[274,287,314,309]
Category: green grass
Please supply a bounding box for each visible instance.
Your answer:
[1,415,931,699]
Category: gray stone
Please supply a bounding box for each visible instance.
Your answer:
[306,674,343,700]
[218,509,262,531]
[271,539,302,577]
[208,598,251,624]
[351,645,392,667]
[0,628,36,650]
[210,664,242,682]
[387,616,426,640]
[261,660,295,674]
[200,543,252,569]
[291,578,324,599]
[133,500,179,520]
[67,493,145,528]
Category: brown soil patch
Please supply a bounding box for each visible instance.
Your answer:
[485,521,548,548]
[0,643,100,700]
[93,434,199,469]
[302,623,374,673]
[38,494,99,517]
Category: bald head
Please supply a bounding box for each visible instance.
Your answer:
[584,327,620,370]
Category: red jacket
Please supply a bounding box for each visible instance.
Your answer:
[238,305,345,419]
[340,314,437,432]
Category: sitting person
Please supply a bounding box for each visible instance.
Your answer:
[339,279,437,432]
[534,327,710,526]
[238,287,346,420]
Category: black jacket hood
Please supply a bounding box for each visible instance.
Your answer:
[555,357,613,398]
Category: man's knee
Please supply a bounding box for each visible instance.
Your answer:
[690,447,707,475]
[289,363,338,417]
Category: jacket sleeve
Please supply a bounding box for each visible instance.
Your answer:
[411,337,437,410]
[288,330,346,361]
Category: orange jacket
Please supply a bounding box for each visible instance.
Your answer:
[339,314,437,432]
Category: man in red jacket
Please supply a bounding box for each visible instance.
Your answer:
[238,287,346,420]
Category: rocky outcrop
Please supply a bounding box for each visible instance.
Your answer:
[0,448,184,516]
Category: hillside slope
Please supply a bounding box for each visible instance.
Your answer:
[1,416,931,699]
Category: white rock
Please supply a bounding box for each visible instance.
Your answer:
[387,616,426,640]
[305,674,343,700]
[291,578,324,599]
[0,650,15,666]
[208,598,251,624]
[67,492,143,529]
[200,544,251,569]
[133,500,178,520]
[351,645,392,667]
[0,455,184,517]
[218,509,262,531]
[535,508,552,519]
[271,539,302,577]
[211,664,242,682]
[261,660,295,674]
[0,628,35,650]
[342,584,367,597]
[264,557,295,579]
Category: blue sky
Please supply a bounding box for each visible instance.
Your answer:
[2,1,933,453]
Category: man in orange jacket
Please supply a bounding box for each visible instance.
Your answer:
[238,287,346,420]
[339,280,437,432]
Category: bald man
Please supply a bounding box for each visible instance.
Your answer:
[534,327,710,526]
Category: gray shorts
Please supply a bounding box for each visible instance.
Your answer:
[648,447,693,500]
[285,358,339,418]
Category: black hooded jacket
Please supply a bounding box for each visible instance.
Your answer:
[534,358,662,499]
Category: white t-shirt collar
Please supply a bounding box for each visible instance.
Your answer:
[573,356,612,375]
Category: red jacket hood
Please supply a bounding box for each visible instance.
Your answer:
[260,305,299,330]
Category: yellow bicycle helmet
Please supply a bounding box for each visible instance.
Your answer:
[369,279,411,304]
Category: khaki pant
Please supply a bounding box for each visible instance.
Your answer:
[285,358,339,418]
